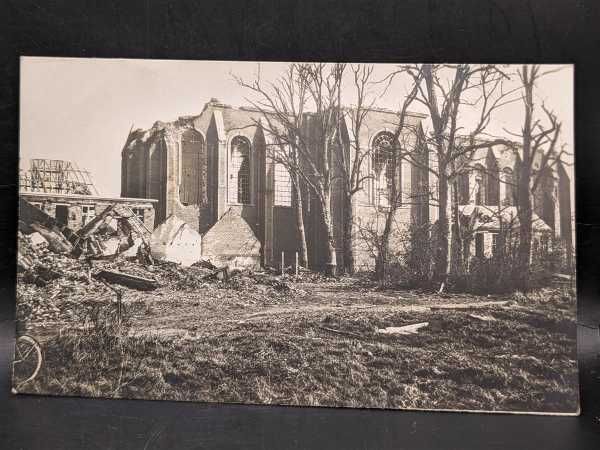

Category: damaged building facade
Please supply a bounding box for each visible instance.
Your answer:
[19,158,157,232]
[121,98,573,272]
[19,159,158,263]
[453,143,573,267]
[121,99,430,270]
[19,192,156,232]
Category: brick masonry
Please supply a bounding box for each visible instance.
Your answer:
[121,99,572,271]
[20,192,156,232]
[201,207,261,268]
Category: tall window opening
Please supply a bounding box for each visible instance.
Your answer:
[458,171,470,204]
[229,136,252,204]
[372,132,399,207]
[503,168,515,206]
[274,163,292,207]
[126,149,144,198]
[474,164,487,205]
[486,155,500,206]
[541,175,556,230]
[180,129,204,206]
[475,233,485,258]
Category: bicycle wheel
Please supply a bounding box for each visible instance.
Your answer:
[13,335,43,389]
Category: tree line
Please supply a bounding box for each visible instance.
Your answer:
[235,64,570,292]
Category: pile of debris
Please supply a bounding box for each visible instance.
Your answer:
[18,198,151,264]
[17,199,305,325]
[16,249,114,326]
[70,203,153,261]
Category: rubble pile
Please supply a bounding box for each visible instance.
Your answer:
[71,203,152,259]
[17,199,307,327]
[16,249,114,326]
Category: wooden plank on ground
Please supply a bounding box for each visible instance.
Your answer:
[430,301,509,310]
[93,270,159,291]
[376,322,429,335]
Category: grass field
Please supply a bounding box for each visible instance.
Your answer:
[17,273,579,414]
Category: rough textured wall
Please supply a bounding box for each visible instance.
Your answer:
[147,136,167,223]
[301,109,427,272]
[20,194,156,232]
[533,173,556,233]
[121,118,210,233]
[120,103,430,271]
[149,215,202,266]
[352,206,415,271]
[273,206,299,268]
[202,207,261,269]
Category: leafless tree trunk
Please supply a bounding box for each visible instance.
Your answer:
[337,65,380,275]
[435,163,450,283]
[342,190,354,274]
[233,66,311,268]
[291,153,309,267]
[514,65,564,291]
[398,64,518,287]
[369,69,425,282]
[302,64,346,275]
[320,180,337,275]
[235,63,345,275]
[517,65,535,291]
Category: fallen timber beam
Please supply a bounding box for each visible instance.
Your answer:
[429,301,510,310]
[93,270,159,291]
[376,322,430,335]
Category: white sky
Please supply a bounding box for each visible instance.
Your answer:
[20,57,573,197]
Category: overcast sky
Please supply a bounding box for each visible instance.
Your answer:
[20,57,573,197]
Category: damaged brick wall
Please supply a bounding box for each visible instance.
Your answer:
[121,103,433,272]
[122,119,212,233]
[202,207,261,269]
[20,193,156,232]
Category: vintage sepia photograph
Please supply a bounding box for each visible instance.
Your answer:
[13,57,577,414]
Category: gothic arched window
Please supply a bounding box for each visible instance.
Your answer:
[474,164,487,205]
[503,167,516,206]
[180,129,204,206]
[371,132,400,207]
[229,136,252,204]
[540,173,555,230]
[486,153,500,206]
[458,171,470,205]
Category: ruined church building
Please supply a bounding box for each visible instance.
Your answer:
[121,98,573,271]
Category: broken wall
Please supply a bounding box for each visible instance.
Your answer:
[122,118,212,234]
[20,193,156,232]
[202,208,261,269]
[150,215,202,267]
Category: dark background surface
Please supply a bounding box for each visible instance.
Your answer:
[1,0,599,448]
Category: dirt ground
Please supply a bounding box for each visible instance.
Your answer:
[16,269,579,414]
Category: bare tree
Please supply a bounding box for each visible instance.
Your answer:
[397,64,519,286]
[335,64,379,274]
[303,63,346,275]
[370,68,424,282]
[512,65,565,290]
[235,63,345,275]
[233,65,309,268]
